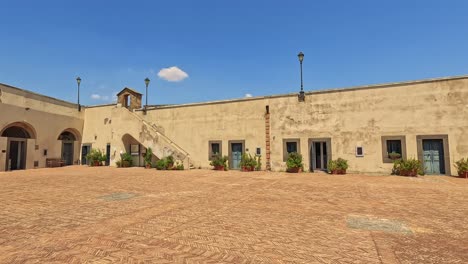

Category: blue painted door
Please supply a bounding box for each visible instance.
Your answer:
[231,143,243,169]
[422,139,444,175]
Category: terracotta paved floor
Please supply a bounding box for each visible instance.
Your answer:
[0,167,467,264]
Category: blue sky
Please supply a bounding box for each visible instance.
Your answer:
[1,0,467,105]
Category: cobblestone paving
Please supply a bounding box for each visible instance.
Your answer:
[0,166,467,263]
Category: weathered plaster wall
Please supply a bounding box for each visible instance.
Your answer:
[0,84,84,170]
[142,99,268,169]
[269,78,468,174]
[82,104,190,167]
[131,77,468,175]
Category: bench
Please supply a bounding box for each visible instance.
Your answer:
[46,158,65,168]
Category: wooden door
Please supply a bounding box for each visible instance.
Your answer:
[423,139,444,175]
[62,142,74,166]
[231,143,243,169]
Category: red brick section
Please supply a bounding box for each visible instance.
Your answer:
[0,166,467,263]
[265,111,271,171]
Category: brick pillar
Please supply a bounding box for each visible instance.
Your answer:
[265,111,271,171]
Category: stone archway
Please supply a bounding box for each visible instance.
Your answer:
[1,122,37,170]
[58,129,80,166]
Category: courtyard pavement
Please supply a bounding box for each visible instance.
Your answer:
[0,166,467,263]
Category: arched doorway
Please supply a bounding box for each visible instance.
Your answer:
[1,122,36,170]
[58,129,79,166]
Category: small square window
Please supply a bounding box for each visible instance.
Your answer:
[256,147,261,155]
[381,136,406,163]
[211,143,220,155]
[286,142,297,153]
[208,140,222,160]
[386,140,402,157]
[283,139,300,161]
[356,146,364,157]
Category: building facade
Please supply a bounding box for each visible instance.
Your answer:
[1,76,467,175]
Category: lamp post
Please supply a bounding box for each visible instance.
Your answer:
[297,52,305,102]
[76,77,81,111]
[144,77,150,114]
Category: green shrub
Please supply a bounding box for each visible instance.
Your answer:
[286,152,303,170]
[388,152,402,160]
[115,160,121,168]
[155,155,175,170]
[144,147,153,167]
[392,158,423,176]
[328,160,338,172]
[121,152,133,167]
[240,153,257,170]
[86,149,106,166]
[455,158,468,174]
[174,162,184,170]
[336,158,349,170]
[210,154,228,170]
[255,155,262,171]
[327,158,348,173]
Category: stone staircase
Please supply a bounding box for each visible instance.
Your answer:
[111,106,191,168]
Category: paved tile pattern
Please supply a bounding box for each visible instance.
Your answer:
[0,167,467,263]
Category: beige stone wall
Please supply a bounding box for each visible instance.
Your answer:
[142,99,267,169]
[0,84,84,170]
[8,76,465,175]
[81,105,123,166]
[82,104,190,167]
[129,77,468,175]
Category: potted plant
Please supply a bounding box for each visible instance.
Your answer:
[210,154,228,171]
[455,158,468,178]
[388,152,402,160]
[255,155,262,171]
[86,149,105,166]
[286,152,303,173]
[240,153,257,172]
[392,158,422,177]
[327,158,348,174]
[155,155,175,170]
[99,153,107,166]
[121,153,133,168]
[144,147,153,169]
[174,161,184,170]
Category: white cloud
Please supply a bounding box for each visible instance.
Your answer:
[245,93,253,98]
[157,66,189,82]
[91,93,114,102]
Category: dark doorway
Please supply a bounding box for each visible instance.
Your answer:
[309,138,332,172]
[422,139,445,175]
[62,142,74,165]
[1,124,34,171]
[106,144,111,166]
[229,141,244,170]
[81,145,91,165]
[58,130,78,166]
[8,140,26,170]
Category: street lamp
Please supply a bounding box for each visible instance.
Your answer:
[297,52,305,102]
[76,77,81,111]
[144,77,150,114]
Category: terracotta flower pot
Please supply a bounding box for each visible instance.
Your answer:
[287,167,302,173]
[330,169,346,175]
[145,163,151,169]
[241,166,254,172]
[214,165,225,171]
[458,171,468,178]
[400,169,417,177]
